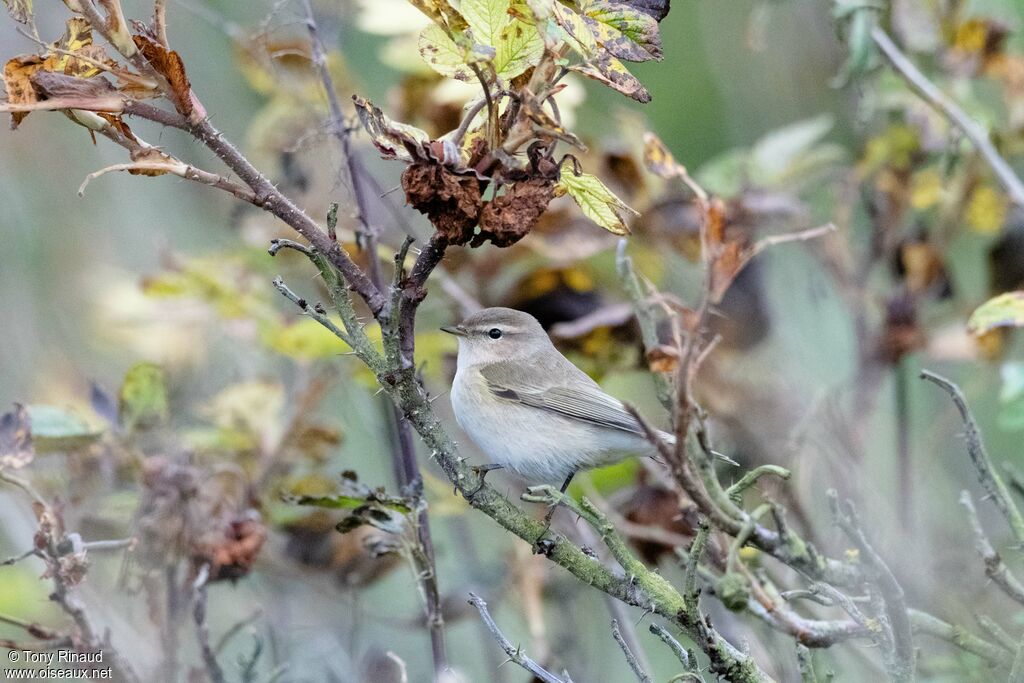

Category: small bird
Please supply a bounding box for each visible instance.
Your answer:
[442,307,675,495]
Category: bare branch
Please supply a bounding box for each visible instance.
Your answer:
[467,593,570,683]
[612,619,653,683]
[922,370,1024,545]
[960,491,1024,606]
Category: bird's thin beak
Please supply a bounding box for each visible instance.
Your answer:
[441,325,467,337]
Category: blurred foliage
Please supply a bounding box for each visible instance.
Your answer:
[5,0,1024,681]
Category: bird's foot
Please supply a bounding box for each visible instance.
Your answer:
[531,505,560,555]
[464,463,504,501]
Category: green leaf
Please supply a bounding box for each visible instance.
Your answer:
[119,363,169,431]
[582,1,662,62]
[968,292,1024,335]
[460,0,508,47]
[419,23,477,81]
[26,405,103,453]
[285,476,414,514]
[748,114,841,187]
[556,171,638,235]
[494,18,544,80]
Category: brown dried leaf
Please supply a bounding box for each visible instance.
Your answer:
[0,404,34,471]
[645,345,679,373]
[31,70,116,100]
[3,54,44,127]
[132,34,192,116]
[191,512,267,582]
[477,178,555,247]
[402,162,482,243]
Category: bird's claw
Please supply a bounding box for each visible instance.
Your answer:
[465,463,503,501]
[532,537,556,556]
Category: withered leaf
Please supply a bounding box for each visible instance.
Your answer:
[619,0,670,22]
[2,0,32,24]
[31,70,116,100]
[642,131,686,178]
[402,162,482,243]
[3,54,44,127]
[353,95,432,162]
[477,178,555,247]
[44,18,113,78]
[570,53,651,103]
[645,344,680,373]
[132,34,192,117]
[0,404,34,471]
[583,1,663,62]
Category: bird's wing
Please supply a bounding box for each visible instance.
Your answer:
[479,361,643,435]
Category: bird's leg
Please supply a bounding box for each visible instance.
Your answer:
[465,463,504,501]
[533,472,575,554]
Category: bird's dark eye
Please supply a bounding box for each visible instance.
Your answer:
[488,328,503,339]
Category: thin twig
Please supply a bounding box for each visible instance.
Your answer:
[467,593,569,683]
[922,370,1024,546]
[871,27,1024,206]
[960,491,1024,606]
[612,619,653,683]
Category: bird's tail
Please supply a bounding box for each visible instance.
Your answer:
[652,429,738,466]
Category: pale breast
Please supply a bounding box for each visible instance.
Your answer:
[451,367,652,483]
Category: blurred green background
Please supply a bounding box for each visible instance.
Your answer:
[4,1,1024,681]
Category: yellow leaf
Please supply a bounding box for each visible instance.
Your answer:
[968,291,1024,336]
[909,168,942,210]
[642,131,685,178]
[966,185,1007,234]
[556,171,638,234]
[262,317,353,360]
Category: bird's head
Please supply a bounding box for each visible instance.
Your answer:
[441,307,551,366]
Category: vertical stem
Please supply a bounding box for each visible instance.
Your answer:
[895,358,912,529]
[387,403,449,677]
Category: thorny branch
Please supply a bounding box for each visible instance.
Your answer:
[467,593,571,683]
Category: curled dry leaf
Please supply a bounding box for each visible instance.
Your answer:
[645,344,679,373]
[131,34,192,117]
[354,94,432,162]
[3,54,44,126]
[2,18,122,126]
[402,161,482,243]
[0,403,34,471]
[477,178,555,247]
[191,511,268,582]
